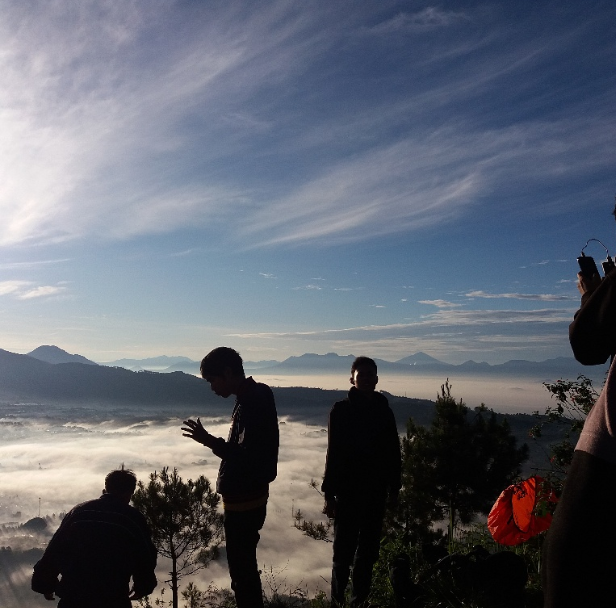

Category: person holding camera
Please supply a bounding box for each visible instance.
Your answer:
[542,209,616,608]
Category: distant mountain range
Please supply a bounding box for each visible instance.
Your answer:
[85,349,608,382]
[12,344,607,411]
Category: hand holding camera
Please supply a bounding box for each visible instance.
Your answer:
[577,240,615,296]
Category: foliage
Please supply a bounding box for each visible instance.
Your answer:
[292,509,332,543]
[529,375,598,492]
[396,381,529,546]
[132,467,224,608]
[367,523,545,608]
[292,479,333,543]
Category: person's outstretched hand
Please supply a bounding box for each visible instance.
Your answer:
[181,417,214,448]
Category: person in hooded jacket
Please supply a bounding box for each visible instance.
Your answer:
[543,215,616,608]
[322,356,401,608]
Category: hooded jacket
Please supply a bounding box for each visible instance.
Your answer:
[321,387,401,501]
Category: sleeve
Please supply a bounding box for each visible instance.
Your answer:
[130,513,158,597]
[31,509,75,595]
[385,407,402,496]
[570,270,616,365]
[31,557,60,595]
[321,405,343,500]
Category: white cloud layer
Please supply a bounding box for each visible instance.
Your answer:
[0,415,333,602]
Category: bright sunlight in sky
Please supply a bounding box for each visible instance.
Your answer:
[1,0,615,365]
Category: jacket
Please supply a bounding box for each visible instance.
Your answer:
[32,493,157,607]
[210,377,279,502]
[321,387,402,501]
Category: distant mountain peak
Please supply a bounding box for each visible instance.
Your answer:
[27,345,97,366]
[396,352,447,366]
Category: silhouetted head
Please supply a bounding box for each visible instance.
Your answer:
[200,347,244,378]
[350,356,378,393]
[351,356,377,375]
[200,347,246,398]
[104,468,137,496]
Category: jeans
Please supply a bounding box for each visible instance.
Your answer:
[224,504,267,608]
[331,494,386,607]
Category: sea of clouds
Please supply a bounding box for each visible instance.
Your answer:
[0,411,334,606]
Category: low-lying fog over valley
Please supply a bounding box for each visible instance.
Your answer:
[0,411,335,607]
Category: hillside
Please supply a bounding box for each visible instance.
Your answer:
[0,348,210,406]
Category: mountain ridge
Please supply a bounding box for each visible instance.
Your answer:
[22,345,608,382]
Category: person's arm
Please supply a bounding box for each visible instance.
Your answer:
[129,513,158,600]
[570,270,616,365]
[321,405,343,514]
[31,509,76,597]
[385,407,402,503]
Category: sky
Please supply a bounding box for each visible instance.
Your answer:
[1,0,615,366]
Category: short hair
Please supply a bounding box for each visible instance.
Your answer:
[200,347,244,378]
[105,468,137,495]
[351,356,377,374]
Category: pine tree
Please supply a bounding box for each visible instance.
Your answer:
[132,467,224,608]
[397,381,529,545]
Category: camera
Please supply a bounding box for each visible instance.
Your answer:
[578,239,615,279]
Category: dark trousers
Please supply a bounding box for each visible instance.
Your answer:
[331,495,386,607]
[542,450,616,608]
[224,504,267,608]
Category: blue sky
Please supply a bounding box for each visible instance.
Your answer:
[0,0,615,365]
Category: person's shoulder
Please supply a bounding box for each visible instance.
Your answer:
[70,497,102,513]
[246,378,275,401]
[330,397,351,416]
[375,391,392,408]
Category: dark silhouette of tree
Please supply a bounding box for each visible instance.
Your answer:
[132,467,223,608]
[396,381,529,545]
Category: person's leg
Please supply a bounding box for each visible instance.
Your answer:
[224,505,267,608]
[350,497,386,608]
[543,451,616,608]
[332,497,361,606]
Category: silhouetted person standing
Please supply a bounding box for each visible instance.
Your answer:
[182,347,279,608]
[322,356,401,607]
[543,206,616,608]
[32,468,157,608]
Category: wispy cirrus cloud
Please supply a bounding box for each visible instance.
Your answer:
[228,307,575,363]
[419,299,463,308]
[466,290,576,301]
[229,308,573,341]
[1,1,613,250]
[0,280,67,300]
[365,7,471,35]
